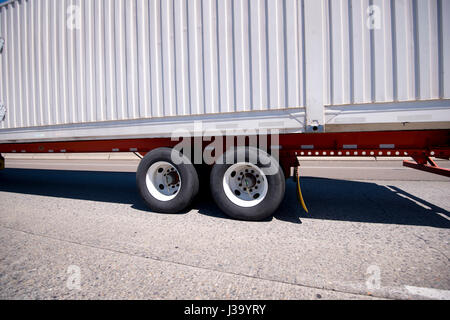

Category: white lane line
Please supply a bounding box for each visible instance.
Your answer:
[434,212,450,221]
[301,167,407,170]
[405,286,450,300]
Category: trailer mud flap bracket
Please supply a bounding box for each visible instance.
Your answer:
[403,156,450,178]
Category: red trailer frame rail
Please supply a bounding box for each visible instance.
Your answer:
[0,137,178,154]
[0,129,449,176]
[278,129,450,159]
[277,129,450,177]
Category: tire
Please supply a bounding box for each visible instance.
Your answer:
[210,147,285,221]
[137,148,199,213]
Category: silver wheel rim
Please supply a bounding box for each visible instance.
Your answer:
[222,163,268,208]
[146,161,182,201]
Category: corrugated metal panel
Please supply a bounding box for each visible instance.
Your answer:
[323,0,449,106]
[0,0,448,135]
[0,0,306,130]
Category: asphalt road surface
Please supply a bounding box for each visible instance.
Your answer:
[0,158,449,300]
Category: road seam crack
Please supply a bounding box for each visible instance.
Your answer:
[0,224,386,300]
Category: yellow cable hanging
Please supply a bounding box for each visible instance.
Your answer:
[296,169,309,214]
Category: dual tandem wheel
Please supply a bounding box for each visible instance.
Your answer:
[136,147,286,221]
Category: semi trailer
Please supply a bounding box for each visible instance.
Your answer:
[0,0,449,221]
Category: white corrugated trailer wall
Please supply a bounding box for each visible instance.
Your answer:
[0,0,306,133]
[323,0,450,130]
[0,0,449,143]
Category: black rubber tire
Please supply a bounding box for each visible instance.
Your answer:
[210,147,286,221]
[137,148,199,213]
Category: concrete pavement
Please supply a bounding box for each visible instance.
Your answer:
[0,158,449,300]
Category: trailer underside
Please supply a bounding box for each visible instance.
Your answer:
[1,130,449,176]
[1,129,448,220]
